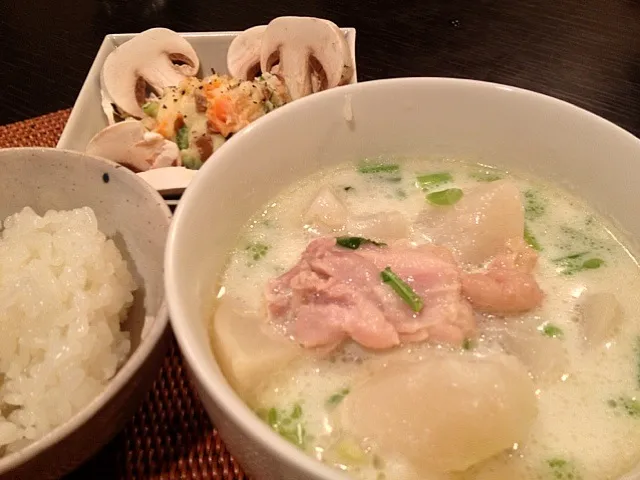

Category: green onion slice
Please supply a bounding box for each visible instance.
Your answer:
[426,188,463,206]
[358,163,400,174]
[380,267,424,313]
[524,224,542,251]
[336,237,386,249]
[142,101,159,118]
[176,125,189,150]
[416,172,452,190]
[541,323,563,338]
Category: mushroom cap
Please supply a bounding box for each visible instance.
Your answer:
[101,28,200,119]
[227,25,267,80]
[86,120,179,172]
[260,16,349,100]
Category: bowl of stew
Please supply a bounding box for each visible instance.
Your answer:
[165,78,640,480]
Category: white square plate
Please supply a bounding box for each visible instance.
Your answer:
[57,29,357,196]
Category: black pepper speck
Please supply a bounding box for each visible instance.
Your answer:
[102,173,110,183]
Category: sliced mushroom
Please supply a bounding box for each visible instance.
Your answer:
[86,120,180,172]
[319,19,354,86]
[101,28,199,118]
[260,17,350,100]
[227,25,267,80]
[100,90,118,125]
[136,167,197,197]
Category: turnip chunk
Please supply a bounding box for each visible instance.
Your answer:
[578,292,623,347]
[496,321,568,383]
[420,180,525,265]
[337,353,537,473]
[303,186,348,230]
[211,297,301,399]
[345,211,410,241]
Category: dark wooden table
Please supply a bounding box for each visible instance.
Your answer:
[3,0,640,135]
[2,0,640,477]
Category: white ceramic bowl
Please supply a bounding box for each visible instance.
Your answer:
[0,147,171,479]
[165,78,640,480]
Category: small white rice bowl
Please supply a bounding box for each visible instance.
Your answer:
[0,206,136,453]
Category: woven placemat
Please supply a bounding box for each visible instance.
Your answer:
[0,110,247,480]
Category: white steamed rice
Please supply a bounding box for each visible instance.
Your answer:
[0,206,136,453]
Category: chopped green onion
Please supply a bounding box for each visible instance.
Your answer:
[546,458,582,480]
[553,252,589,262]
[263,100,275,113]
[560,225,602,249]
[336,237,386,250]
[358,163,400,174]
[416,172,452,190]
[426,188,463,206]
[267,407,278,426]
[245,242,269,261]
[524,224,542,251]
[142,101,159,117]
[381,267,424,313]
[326,388,350,408]
[181,154,202,170]
[470,170,502,182]
[548,458,568,469]
[291,403,302,419]
[176,125,189,150]
[524,189,546,221]
[582,258,604,269]
[259,404,308,448]
[608,396,640,417]
[462,338,474,350]
[541,323,563,338]
[553,252,605,275]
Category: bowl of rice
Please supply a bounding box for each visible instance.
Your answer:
[0,147,171,479]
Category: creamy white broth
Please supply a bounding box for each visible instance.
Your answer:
[211,158,640,480]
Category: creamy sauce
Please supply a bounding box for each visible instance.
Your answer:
[213,158,640,480]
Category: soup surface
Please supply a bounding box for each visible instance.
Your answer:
[210,158,640,480]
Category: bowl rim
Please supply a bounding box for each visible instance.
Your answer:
[0,147,172,474]
[165,77,640,480]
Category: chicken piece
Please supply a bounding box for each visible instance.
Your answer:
[462,239,543,315]
[461,269,543,315]
[265,237,475,351]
